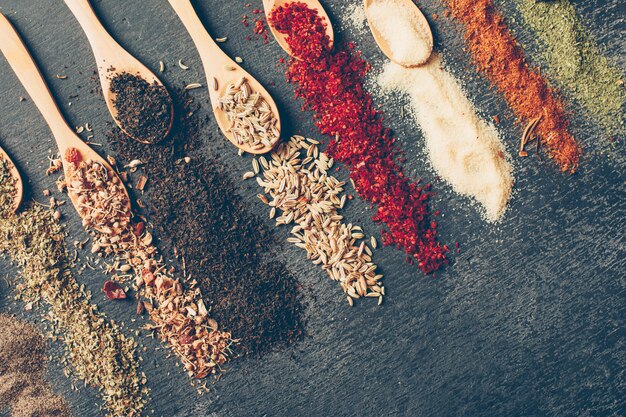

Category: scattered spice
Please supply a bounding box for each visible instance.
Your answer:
[103,280,127,300]
[506,0,625,135]
[268,2,448,274]
[0,198,147,416]
[378,56,513,222]
[519,116,543,157]
[249,136,384,304]
[344,3,367,31]
[63,149,233,380]
[0,314,71,417]
[109,88,306,356]
[242,5,271,44]
[218,77,280,150]
[442,0,582,172]
[109,72,172,144]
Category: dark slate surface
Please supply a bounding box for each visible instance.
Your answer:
[0,1,624,416]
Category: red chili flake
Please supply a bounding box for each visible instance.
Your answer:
[133,221,145,236]
[64,147,82,166]
[179,334,194,345]
[268,2,448,274]
[103,280,127,300]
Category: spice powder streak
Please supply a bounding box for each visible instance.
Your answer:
[269,2,448,273]
[443,0,582,172]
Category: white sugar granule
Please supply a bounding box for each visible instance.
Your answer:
[344,3,367,33]
[366,0,432,65]
[378,55,514,222]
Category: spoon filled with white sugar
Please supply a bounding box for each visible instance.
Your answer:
[364,0,433,67]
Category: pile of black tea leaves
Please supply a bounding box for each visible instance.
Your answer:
[109,88,307,356]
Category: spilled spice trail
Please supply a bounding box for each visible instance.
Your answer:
[0,176,147,417]
[443,0,582,172]
[109,72,172,144]
[109,89,306,356]
[0,314,71,417]
[269,2,448,274]
[506,0,625,136]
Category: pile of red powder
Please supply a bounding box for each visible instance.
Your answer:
[269,2,448,274]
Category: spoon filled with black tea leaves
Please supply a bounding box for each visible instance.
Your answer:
[64,0,174,144]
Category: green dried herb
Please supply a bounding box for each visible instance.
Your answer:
[0,199,148,417]
[509,0,625,135]
[0,157,17,217]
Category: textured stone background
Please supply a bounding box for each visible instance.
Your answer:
[0,0,624,416]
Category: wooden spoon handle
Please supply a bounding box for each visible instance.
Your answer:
[64,0,117,60]
[167,0,225,69]
[0,13,72,141]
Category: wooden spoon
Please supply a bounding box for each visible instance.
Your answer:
[167,0,281,154]
[0,146,24,213]
[64,0,174,144]
[263,0,334,59]
[364,0,433,67]
[0,13,131,231]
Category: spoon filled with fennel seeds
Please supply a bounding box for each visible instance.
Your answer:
[0,13,131,234]
[64,0,174,144]
[0,145,23,213]
[168,0,282,154]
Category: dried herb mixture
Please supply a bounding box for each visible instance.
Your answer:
[0,194,147,416]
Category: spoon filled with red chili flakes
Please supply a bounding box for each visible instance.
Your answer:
[0,13,131,234]
[263,0,334,59]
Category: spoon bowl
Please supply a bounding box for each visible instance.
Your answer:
[0,146,24,213]
[0,13,131,233]
[263,0,334,59]
[364,0,433,67]
[168,0,281,154]
[64,0,174,144]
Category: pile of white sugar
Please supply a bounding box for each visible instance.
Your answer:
[366,0,432,65]
[379,55,514,222]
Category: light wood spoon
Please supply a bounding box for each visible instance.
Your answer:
[263,0,334,59]
[64,0,174,144]
[0,13,131,231]
[167,0,281,154]
[364,0,433,67]
[0,145,24,213]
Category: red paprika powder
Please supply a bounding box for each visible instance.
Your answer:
[269,2,448,273]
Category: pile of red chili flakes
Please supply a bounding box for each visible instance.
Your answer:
[269,2,448,274]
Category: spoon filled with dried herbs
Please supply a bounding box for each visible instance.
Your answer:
[64,0,174,144]
[0,13,131,234]
[168,0,281,154]
[364,0,433,67]
[263,0,335,59]
[0,145,23,213]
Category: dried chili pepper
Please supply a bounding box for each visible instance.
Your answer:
[64,147,82,166]
[269,2,448,273]
[103,280,127,300]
